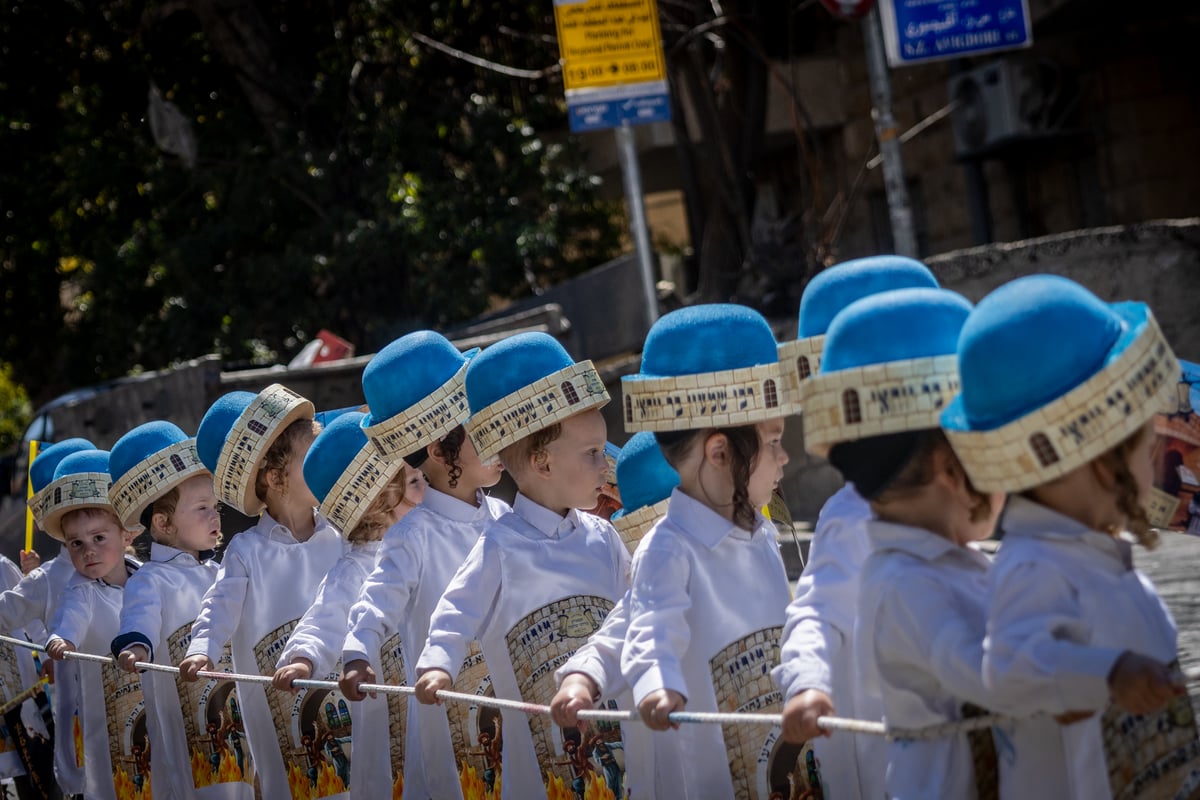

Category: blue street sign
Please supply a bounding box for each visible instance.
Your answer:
[567,86,671,133]
[880,0,1032,67]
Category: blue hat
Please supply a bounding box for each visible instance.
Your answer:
[109,421,209,529]
[779,256,938,404]
[464,332,609,461]
[610,432,680,553]
[303,411,401,535]
[33,449,116,541]
[28,438,95,527]
[361,331,477,463]
[197,384,315,516]
[800,288,972,456]
[942,275,1179,492]
[622,304,798,433]
[315,405,364,430]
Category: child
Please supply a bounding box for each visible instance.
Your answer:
[773,255,938,800]
[106,420,227,800]
[42,448,143,800]
[339,330,508,800]
[413,331,630,800]
[179,384,345,800]
[618,304,798,799]
[798,287,1003,798]
[270,409,415,799]
[942,274,1192,799]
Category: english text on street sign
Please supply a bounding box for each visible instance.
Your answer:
[879,0,1032,67]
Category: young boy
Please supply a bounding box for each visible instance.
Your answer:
[414,332,631,800]
[339,330,509,800]
[41,448,143,800]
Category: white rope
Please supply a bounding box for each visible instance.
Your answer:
[3,633,1196,742]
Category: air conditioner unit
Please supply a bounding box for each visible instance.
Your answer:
[947,59,1055,157]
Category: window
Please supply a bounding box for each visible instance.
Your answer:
[1030,433,1059,467]
[247,419,268,436]
[624,395,633,424]
[797,356,812,380]
[763,379,779,408]
[842,389,862,424]
[561,381,580,405]
[170,453,187,473]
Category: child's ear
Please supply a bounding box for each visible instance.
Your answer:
[427,440,446,466]
[702,431,730,467]
[151,511,171,538]
[531,447,553,479]
[266,467,286,492]
[122,527,136,546]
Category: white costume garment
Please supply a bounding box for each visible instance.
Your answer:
[278,540,382,800]
[0,554,44,780]
[342,488,510,800]
[47,557,143,800]
[621,489,792,800]
[984,497,1188,800]
[185,512,345,800]
[114,542,235,800]
[773,483,887,800]
[855,520,995,800]
[416,493,630,800]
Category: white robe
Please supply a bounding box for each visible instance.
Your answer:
[0,554,44,780]
[185,511,345,800]
[621,489,792,800]
[416,493,630,800]
[342,487,509,800]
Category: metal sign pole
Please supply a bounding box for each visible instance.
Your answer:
[862,6,918,257]
[615,120,660,326]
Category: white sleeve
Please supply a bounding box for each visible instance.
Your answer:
[983,559,1121,715]
[622,539,692,705]
[0,557,21,589]
[0,569,50,635]
[185,543,250,663]
[556,593,630,698]
[281,557,362,675]
[416,535,500,679]
[114,570,165,660]
[48,583,93,649]
[342,530,421,667]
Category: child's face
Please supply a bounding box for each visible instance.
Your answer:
[543,409,610,511]
[170,474,222,555]
[455,435,505,491]
[62,511,132,582]
[400,466,428,512]
[747,418,790,509]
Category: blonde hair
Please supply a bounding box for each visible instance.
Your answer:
[345,469,408,543]
[61,506,125,532]
[253,418,322,503]
[146,486,180,542]
[1096,427,1158,549]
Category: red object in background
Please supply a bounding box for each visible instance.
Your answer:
[817,0,875,20]
[312,329,354,364]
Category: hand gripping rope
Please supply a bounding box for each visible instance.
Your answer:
[5,633,1197,743]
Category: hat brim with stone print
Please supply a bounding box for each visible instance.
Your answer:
[36,449,118,541]
[304,410,402,536]
[360,331,479,463]
[197,384,315,516]
[800,288,972,458]
[779,256,939,408]
[623,304,799,434]
[610,431,680,553]
[108,421,210,530]
[942,274,1179,494]
[27,438,95,528]
[465,332,609,462]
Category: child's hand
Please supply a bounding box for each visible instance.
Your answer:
[339,659,377,701]
[19,549,40,575]
[551,673,599,729]
[118,645,149,674]
[273,658,313,694]
[46,639,75,661]
[179,654,214,683]
[39,658,54,682]
[638,688,685,731]
[1108,651,1185,715]
[782,689,834,742]
[415,669,453,705]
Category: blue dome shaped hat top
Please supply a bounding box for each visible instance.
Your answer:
[361,331,478,463]
[941,274,1179,493]
[777,256,938,407]
[464,332,609,462]
[303,411,402,536]
[27,438,95,527]
[196,384,315,516]
[34,449,118,542]
[610,432,680,554]
[622,303,800,434]
[800,288,972,458]
[107,421,210,529]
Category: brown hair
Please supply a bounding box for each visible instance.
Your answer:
[61,506,127,533]
[345,470,408,543]
[143,486,181,541]
[499,422,563,475]
[874,430,994,524]
[1095,427,1157,549]
[439,425,466,488]
[253,418,321,503]
[656,426,761,531]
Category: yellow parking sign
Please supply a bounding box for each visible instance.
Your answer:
[554,0,667,92]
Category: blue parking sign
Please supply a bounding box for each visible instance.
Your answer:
[879,0,1032,67]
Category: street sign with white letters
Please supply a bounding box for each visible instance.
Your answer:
[879,0,1032,67]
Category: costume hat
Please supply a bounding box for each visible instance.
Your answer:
[801,288,971,456]
[304,411,402,536]
[196,384,315,516]
[36,449,116,541]
[610,431,679,553]
[779,256,938,406]
[361,331,477,463]
[315,406,363,429]
[109,421,209,529]
[623,303,798,433]
[464,332,608,461]
[942,274,1179,492]
[28,438,95,526]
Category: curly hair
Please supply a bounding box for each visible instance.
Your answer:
[346,470,407,543]
[1095,427,1158,549]
[499,422,563,474]
[655,426,761,531]
[439,425,466,488]
[253,418,321,503]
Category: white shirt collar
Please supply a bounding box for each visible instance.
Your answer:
[148,541,206,565]
[664,488,764,549]
[1001,495,1133,569]
[866,518,992,571]
[512,493,578,540]
[258,507,328,544]
[422,487,493,523]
